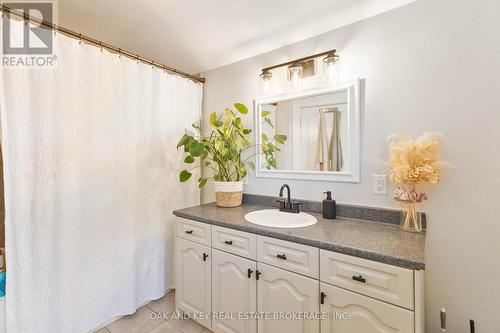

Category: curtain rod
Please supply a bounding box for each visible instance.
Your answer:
[0,5,205,84]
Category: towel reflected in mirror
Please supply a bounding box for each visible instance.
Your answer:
[316,107,343,171]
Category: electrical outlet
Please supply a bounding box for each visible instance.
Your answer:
[373,175,387,195]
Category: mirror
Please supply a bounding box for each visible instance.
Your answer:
[254,79,361,182]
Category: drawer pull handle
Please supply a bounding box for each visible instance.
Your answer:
[320,292,326,305]
[203,253,209,261]
[185,230,193,234]
[276,254,287,260]
[247,268,253,278]
[224,240,233,245]
[352,275,366,283]
[256,270,262,280]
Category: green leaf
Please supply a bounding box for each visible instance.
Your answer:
[204,160,211,166]
[264,118,274,128]
[209,112,217,126]
[248,161,256,169]
[237,167,247,178]
[229,148,238,158]
[261,111,271,117]
[267,157,277,168]
[261,133,268,142]
[242,129,252,135]
[184,155,195,164]
[274,134,287,144]
[198,178,208,188]
[234,117,243,129]
[179,170,192,182]
[176,134,191,149]
[189,142,204,157]
[234,103,248,114]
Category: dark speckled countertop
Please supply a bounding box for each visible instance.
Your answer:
[173,202,425,270]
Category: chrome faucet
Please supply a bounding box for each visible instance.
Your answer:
[277,184,302,213]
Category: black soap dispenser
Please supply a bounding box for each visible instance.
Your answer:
[323,191,336,219]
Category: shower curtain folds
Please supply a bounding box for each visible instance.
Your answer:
[0,18,201,333]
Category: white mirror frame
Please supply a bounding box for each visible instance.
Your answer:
[253,79,361,183]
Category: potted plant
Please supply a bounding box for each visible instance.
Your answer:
[177,103,286,207]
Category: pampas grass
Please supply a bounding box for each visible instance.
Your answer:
[387,132,445,203]
[387,132,444,185]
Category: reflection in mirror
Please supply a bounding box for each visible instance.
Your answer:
[261,90,348,172]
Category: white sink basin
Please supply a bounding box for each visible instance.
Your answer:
[244,209,317,229]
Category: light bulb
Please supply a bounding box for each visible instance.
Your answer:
[288,64,303,89]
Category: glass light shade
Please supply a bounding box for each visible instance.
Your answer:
[259,71,273,95]
[288,64,303,89]
[323,53,339,82]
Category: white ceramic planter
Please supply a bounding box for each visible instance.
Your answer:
[214,181,243,207]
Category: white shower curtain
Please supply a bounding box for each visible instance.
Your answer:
[0,23,201,333]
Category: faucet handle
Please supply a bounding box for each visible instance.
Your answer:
[291,202,303,214]
[276,199,286,210]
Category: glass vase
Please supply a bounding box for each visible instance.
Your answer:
[400,202,423,233]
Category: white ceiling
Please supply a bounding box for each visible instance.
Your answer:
[59,0,415,74]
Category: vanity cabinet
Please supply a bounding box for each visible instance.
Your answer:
[174,217,424,333]
[257,263,319,333]
[212,249,257,333]
[175,237,211,328]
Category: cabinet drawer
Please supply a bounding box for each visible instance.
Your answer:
[257,236,319,278]
[320,250,414,309]
[320,283,414,333]
[212,226,257,260]
[176,218,211,246]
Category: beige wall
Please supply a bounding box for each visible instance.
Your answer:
[202,0,500,331]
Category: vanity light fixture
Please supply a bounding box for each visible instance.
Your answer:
[259,49,339,90]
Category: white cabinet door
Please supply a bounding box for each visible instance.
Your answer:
[320,283,414,333]
[175,237,211,328]
[257,263,319,333]
[212,249,257,333]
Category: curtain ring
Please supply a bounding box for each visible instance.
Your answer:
[136,54,139,64]
[118,48,121,58]
[151,61,155,69]
[99,41,103,52]
[53,25,57,36]
[23,12,28,25]
[79,33,82,44]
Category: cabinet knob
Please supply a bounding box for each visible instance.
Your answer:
[185,230,193,234]
[203,253,209,261]
[352,275,366,283]
[276,254,287,260]
[224,240,233,245]
[247,268,253,278]
[256,270,261,280]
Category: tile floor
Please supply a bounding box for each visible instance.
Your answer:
[94,291,213,333]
